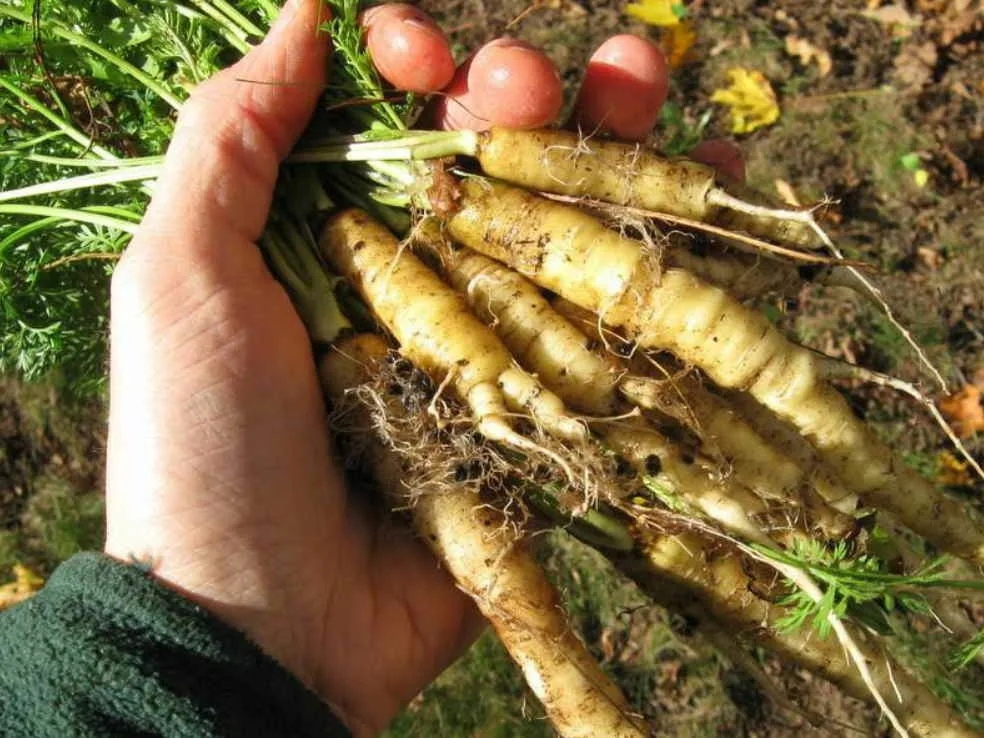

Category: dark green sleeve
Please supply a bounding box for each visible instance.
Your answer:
[0,553,351,737]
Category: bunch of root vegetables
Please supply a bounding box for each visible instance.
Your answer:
[2,1,983,735]
[300,124,984,738]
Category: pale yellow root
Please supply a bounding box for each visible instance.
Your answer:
[709,179,823,250]
[619,529,978,738]
[321,334,649,738]
[419,241,624,416]
[551,297,860,538]
[473,127,818,248]
[413,495,649,738]
[424,241,843,549]
[319,209,588,461]
[443,180,984,565]
[601,419,781,544]
[626,373,861,514]
[666,244,799,301]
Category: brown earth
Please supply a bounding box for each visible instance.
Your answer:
[0,379,106,572]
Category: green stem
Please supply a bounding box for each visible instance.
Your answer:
[254,0,280,23]
[0,7,183,111]
[6,131,66,152]
[751,544,984,595]
[208,0,266,38]
[262,218,353,344]
[144,0,250,55]
[330,172,410,232]
[262,232,309,296]
[4,153,165,168]
[0,216,64,252]
[289,130,478,164]
[527,489,634,552]
[0,205,140,234]
[0,163,163,203]
[84,205,144,222]
[184,0,252,48]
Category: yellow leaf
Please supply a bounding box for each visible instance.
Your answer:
[626,0,682,27]
[913,168,929,187]
[937,451,972,487]
[0,564,45,611]
[939,384,984,438]
[661,20,697,69]
[710,68,781,134]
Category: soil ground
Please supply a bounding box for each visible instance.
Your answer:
[2,1,982,736]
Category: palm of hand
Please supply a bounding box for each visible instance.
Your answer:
[109,218,476,735]
[104,0,677,735]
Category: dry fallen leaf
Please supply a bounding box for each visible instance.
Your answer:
[937,5,980,46]
[785,35,833,77]
[916,246,943,270]
[626,0,685,27]
[710,68,781,134]
[861,4,922,37]
[774,178,802,207]
[939,383,984,438]
[661,20,698,68]
[0,563,44,611]
[893,41,939,90]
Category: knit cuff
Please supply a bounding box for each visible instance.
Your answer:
[0,552,350,737]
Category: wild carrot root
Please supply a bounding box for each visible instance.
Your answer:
[440,179,984,564]
[319,209,589,463]
[471,127,820,248]
[621,370,863,522]
[422,240,820,545]
[664,242,802,301]
[411,493,649,738]
[320,333,649,738]
[426,239,858,543]
[553,296,861,524]
[623,371,862,518]
[419,239,624,416]
[618,528,978,738]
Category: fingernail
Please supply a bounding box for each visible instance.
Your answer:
[404,17,446,43]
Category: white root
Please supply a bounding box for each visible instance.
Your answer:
[320,333,649,738]
[319,209,589,483]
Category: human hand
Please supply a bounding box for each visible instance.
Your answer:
[103,1,709,735]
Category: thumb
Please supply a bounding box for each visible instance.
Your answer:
[135,0,329,258]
